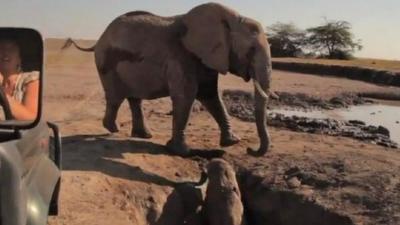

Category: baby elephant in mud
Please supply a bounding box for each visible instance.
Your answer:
[203,159,246,225]
[63,2,272,156]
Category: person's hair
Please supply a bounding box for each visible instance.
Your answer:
[0,37,23,72]
[0,37,21,51]
[0,30,43,72]
[0,32,20,44]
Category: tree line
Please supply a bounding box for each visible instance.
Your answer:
[267,19,362,60]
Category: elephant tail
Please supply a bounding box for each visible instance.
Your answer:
[61,38,96,52]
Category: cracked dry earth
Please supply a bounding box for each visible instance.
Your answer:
[46,39,400,225]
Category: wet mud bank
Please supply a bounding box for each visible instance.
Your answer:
[222,90,399,148]
[270,114,398,148]
[272,61,400,87]
[223,90,371,111]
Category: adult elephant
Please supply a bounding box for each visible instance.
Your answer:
[65,3,272,156]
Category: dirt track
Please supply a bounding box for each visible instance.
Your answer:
[46,39,400,225]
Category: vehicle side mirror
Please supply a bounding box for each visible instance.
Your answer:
[0,28,43,129]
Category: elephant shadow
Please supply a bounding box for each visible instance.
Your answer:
[60,134,224,185]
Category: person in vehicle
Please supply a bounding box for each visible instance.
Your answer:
[0,37,39,120]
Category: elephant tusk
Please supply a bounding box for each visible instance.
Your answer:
[269,90,279,100]
[253,80,269,100]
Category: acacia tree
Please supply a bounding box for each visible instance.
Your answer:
[306,20,362,59]
[267,22,305,57]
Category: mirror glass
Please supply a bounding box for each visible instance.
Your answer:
[0,28,42,126]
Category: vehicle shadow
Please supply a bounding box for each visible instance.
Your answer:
[60,134,224,185]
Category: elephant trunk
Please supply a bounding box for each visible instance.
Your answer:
[247,48,272,156]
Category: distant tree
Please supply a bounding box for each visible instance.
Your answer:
[267,22,306,57]
[305,20,362,59]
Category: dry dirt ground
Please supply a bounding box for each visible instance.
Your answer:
[46,39,400,225]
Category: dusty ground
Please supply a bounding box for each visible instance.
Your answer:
[46,39,400,225]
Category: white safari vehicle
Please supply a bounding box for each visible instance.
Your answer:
[0,27,61,225]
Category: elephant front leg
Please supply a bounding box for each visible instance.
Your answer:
[166,95,195,157]
[198,95,240,147]
[128,97,153,139]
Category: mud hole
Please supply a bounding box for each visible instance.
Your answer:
[234,161,400,225]
[222,90,398,148]
[238,171,354,225]
[110,159,361,225]
[109,158,396,225]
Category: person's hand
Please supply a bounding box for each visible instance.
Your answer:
[5,93,14,104]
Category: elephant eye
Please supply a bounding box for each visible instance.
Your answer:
[248,25,260,36]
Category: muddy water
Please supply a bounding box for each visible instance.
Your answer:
[272,104,400,144]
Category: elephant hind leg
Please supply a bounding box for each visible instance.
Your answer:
[127,97,152,139]
[103,97,123,133]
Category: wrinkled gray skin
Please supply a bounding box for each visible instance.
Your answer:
[203,159,246,225]
[68,3,272,156]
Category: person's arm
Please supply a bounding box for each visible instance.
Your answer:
[6,80,39,120]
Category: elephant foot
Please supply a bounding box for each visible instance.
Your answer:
[103,119,118,133]
[247,145,269,157]
[220,132,240,147]
[166,139,191,157]
[131,128,153,139]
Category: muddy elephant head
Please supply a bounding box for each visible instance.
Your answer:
[182,3,272,155]
[203,159,245,225]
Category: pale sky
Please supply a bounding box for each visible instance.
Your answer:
[1,0,399,60]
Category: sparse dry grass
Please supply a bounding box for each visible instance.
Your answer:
[45,38,96,67]
[272,57,400,72]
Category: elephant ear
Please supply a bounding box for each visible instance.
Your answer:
[182,3,231,74]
